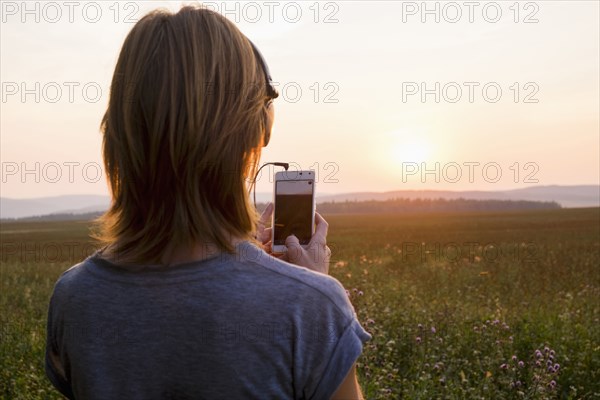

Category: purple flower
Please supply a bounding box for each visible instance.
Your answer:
[418,323,423,329]
[544,346,550,353]
[431,327,436,334]
[358,290,364,296]
[500,363,508,370]
[511,355,517,362]
[548,366,554,373]
[535,350,543,359]
[549,380,556,389]
[516,380,522,387]
[518,361,524,368]
[550,350,555,357]
[554,363,560,371]
[416,336,421,344]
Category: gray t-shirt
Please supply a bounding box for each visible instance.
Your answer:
[45,240,371,399]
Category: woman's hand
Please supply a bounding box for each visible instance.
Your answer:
[256,205,331,275]
[281,212,331,275]
[256,203,274,250]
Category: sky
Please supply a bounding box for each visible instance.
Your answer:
[1,1,599,199]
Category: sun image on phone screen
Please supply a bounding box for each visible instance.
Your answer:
[273,179,314,246]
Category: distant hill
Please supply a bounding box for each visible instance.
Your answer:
[315,198,561,214]
[0,195,109,220]
[317,185,599,208]
[1,185,597,220]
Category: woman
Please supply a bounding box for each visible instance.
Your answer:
[45,5,371,399]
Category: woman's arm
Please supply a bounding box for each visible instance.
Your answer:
[331,362,364,400]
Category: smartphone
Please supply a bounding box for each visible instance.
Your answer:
[271,170,316,254]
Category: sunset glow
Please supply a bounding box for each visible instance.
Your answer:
[0,1,598,197]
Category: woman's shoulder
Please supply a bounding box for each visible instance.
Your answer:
[235,241,356,319]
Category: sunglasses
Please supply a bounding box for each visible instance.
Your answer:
[248,39,279,101]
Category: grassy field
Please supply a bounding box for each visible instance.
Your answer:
[1,208,599,399]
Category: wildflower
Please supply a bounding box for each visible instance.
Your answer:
[352,288,358,293]
[366,318,375,325]
[549,380,556,389]
[493,319,499,325]
[431,327,436,334]
[553,363,560,371]
[500,363,508,370]
[544,346,550,353]
[418,323,423,329]
[516,380,522,387]
[518,361,524,368]
[416,337,421,344]
[536,361,541,367]
[550,350,555,357]
[511,355,517,362]
[358,291,364,296]
[547,366,554,373]
[535,350,543,359]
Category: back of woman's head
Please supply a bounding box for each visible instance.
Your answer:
[96,5,270,263]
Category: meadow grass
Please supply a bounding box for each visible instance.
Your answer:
[1,208,598,399]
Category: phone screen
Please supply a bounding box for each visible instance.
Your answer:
[273,179,314,245]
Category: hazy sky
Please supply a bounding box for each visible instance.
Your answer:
[1,1,599,198]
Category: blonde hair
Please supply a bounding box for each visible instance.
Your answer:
[94,5,271,263]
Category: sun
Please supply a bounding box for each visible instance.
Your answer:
[394,139,431,163]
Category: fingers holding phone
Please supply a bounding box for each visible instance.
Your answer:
[282,212,331,275]
[256,202,274,246]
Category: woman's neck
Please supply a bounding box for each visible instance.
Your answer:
[98,237,247,267]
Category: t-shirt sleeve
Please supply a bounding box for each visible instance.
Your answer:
[296,275,372,399]
[45,282,75,399]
